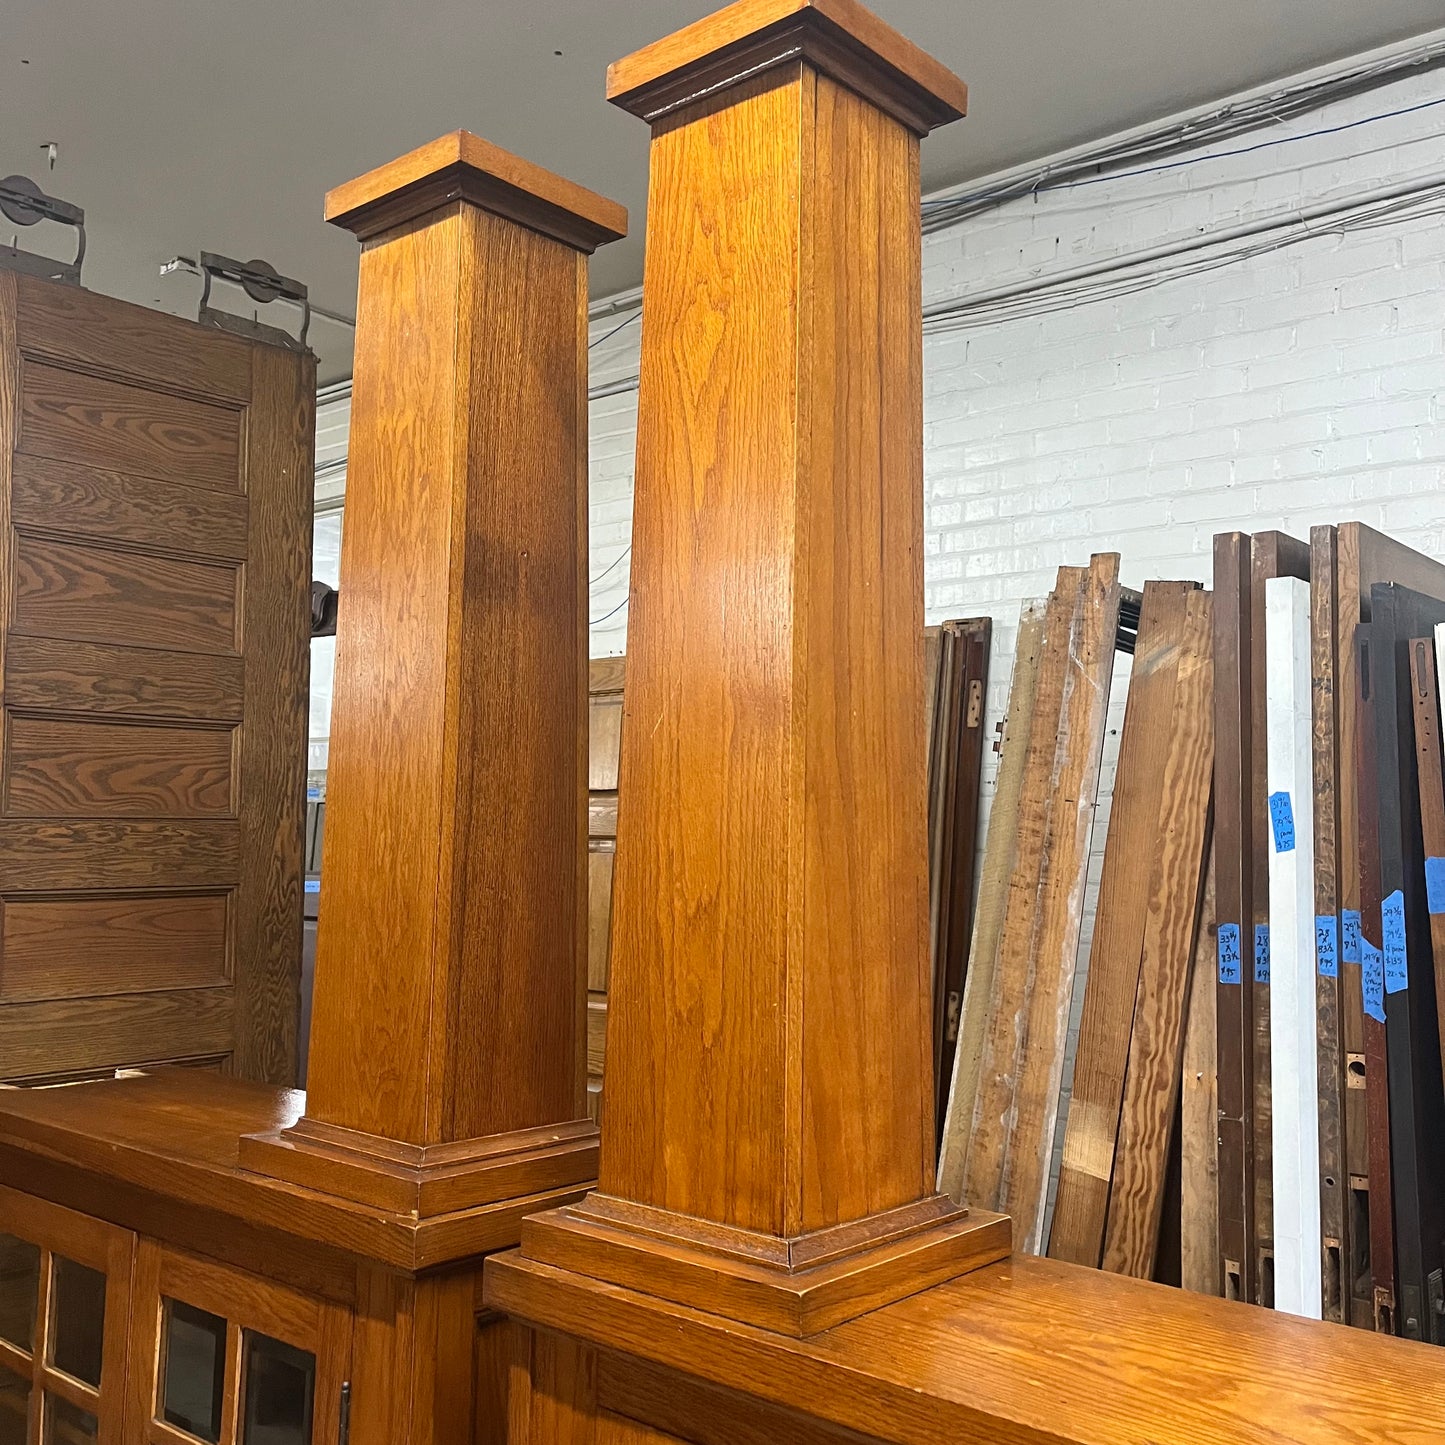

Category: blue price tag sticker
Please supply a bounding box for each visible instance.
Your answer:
[1254,924,1271,985]
[1268,791,1296,853]
[304,877,321,894]
[306,786,321,801]
[1362,939,1386,1023]
[1342,909,1362,965]
[1382,888,1408,994]
[1218,923,1242,985]
[1316,915,1339,978]
[1426,857,1445,916]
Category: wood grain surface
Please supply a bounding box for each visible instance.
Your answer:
[969,555,1119,1251]
[1050,580,1193,1267]
[597,66,938,1239]
[1181,845,1220,1295]
[1307,524,1349,1324]
[938,601,1045,1200]
[1101,587,1213,1279]
[0,270,310,1085]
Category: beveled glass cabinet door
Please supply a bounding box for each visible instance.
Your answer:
[126,1243,349,1445]
[0,1182,136,1445]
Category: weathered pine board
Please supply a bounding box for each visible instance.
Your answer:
[1247,531,1310,1308]
[964,570,1086,1220]
[1049,580,1195,1267]
[1181,845,1220,1296]
[1265,575,1322,1320]
[1100,586,1214,1279]
[938,602,1046,1199]
[974,555,1121,1252]
[1308,523,1349,1325]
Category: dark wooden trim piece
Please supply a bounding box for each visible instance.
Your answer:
[1356,623,1397,1332]
[1212,531,1255,1303]
[1308,524,1348,1324]
[1367,584,1445,1342]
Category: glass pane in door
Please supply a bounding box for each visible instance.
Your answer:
[0,1364,29,1445]
[43,1394,98,1444]
[48,1258,106,1388]
[241,1331,315,1445]
[161,1298,227,1441]
[0,1235,40,1352]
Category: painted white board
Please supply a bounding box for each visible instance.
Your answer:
[1265,575,1322,1320]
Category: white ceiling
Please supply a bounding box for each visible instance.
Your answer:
[4,0,1442,383]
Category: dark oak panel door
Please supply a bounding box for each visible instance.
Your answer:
[0,271,313,1085]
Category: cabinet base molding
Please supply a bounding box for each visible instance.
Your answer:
[521,1191,1011,1335]
[238,1113,599,1216]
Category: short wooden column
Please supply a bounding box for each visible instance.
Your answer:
[517,0,1010,1336]
[240,132,627,1217]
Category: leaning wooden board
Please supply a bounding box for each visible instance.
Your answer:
[1308,523,1350,1325]
[1181,845,1220,1296]
[939,601,1046,1199]
[1264,575,1321,1320]
[968,557,1120,1251]
[930,619,991,1144]
[1247,531,1310,1307]
[1050,580,1196,1267]
[1335,524,1445,1329]
[1356,623,1398,1332]
[1212,531,1256,1304]
[1419,630,1445,1103]
[1101,585,1214,1279]
[1368,583,1445,1343]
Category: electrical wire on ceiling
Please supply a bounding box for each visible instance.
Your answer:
[922,169,1445,332]
[920,32,1445,232]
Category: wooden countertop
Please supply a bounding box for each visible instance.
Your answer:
[485,1245,1445,1444]
[0,1070,587,1282]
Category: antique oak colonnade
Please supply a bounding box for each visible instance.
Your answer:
[0,1,1441,1443]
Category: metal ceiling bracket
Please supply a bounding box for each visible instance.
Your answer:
[0,174,86,285]
[198,251,312,353]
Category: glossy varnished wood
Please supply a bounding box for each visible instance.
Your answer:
[598,65,934,1235]
[520,4,986,1336]
[325,130,627,249]
[491,1246,1445,1445]
[606,0,968,133]
[284,136,622,1167]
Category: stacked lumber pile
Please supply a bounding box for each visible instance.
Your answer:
[937,558,1216,1269]
[937,522,1445,1351]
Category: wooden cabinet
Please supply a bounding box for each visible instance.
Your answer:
[126,1244,349,1445]
[0,1199,349,1445]
[0,1184,133,1445]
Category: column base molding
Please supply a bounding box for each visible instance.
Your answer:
[238,1114,598,1218]
[520,1190,1011,1335]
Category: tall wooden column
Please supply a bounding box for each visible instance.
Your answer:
[519,0,1010,1336]
[240,132,627,1217]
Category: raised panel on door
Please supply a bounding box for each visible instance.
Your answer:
[0,270,312,1086]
